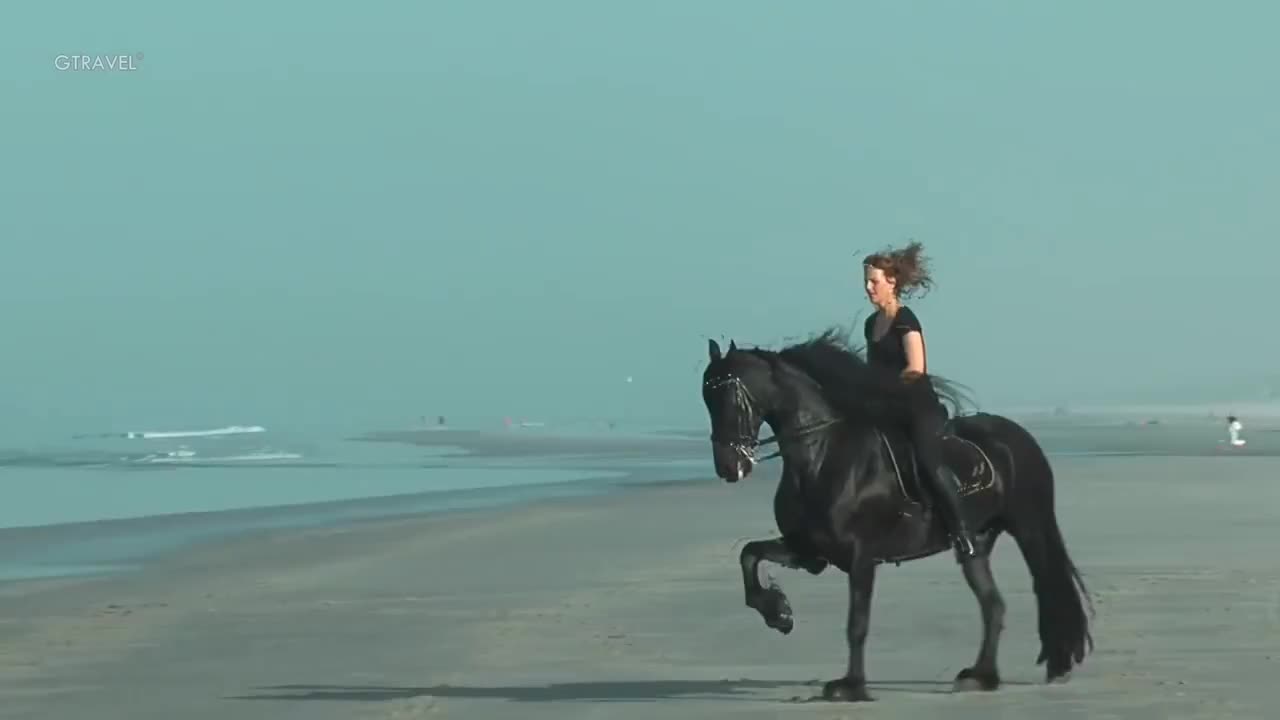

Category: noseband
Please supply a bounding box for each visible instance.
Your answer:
[704,373,842,466]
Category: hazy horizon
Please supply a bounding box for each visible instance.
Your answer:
[5,2,1279,435]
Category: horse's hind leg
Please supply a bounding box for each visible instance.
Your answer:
[740,537,823,635]
[952,542,1005,692]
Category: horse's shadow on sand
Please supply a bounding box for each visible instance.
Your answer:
[232,677,1034,704]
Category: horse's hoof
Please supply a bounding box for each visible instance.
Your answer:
[750,587,794,635]
[822,677,874,702]
[768,610,794,635]
[953,667,1000,692]
[1046,661,1072,684]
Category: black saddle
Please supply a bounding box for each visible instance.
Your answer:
[877,422,998,506]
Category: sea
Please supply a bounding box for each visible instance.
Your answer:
[1,413,1275,583]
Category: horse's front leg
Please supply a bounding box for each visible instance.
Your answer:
[740,536,826,635]
[823,547,877,702]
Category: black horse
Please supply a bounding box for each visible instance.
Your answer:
[701,330,1092,702]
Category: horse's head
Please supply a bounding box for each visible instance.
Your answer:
[702,338,778,483]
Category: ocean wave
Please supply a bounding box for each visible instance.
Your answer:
[73,425,267,440]
[137,451,305,465]
[0,448,312,469]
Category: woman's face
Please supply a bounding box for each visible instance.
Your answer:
[864,265,897,308]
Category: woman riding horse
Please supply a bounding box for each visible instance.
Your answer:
[861,241,977,557]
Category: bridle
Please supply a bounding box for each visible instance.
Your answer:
[704,374,768,465]
[704,373,843,467]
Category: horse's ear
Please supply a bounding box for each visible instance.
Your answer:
[708,339,722,361]
[729,339,738,352]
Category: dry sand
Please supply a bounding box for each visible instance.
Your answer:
[2,454,1279,719]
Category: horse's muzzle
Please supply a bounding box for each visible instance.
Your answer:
[716,454,754,483]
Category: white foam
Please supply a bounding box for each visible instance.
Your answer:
[139,451,303,464]
[123,425,267,440]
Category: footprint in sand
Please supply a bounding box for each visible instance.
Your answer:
[95,602,168,618]
[592,627,633,656]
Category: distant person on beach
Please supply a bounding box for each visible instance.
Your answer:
[1226,415,1246,447]
[862,241,976,557]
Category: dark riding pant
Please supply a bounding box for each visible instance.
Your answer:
[903,382,976,554]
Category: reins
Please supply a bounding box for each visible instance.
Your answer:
[705,373,843,466]
[752,418,843,461]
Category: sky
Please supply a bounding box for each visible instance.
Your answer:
[3,1,1279,433]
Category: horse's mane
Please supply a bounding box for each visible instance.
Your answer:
[745,326,973,423]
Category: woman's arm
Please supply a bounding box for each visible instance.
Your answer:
[894,307,927,380]
[901,331,926,377]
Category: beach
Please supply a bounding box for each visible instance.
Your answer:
[3,444,1279,719]
[12,1,1280,716]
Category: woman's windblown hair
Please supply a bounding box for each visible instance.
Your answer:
[863,240,935,299]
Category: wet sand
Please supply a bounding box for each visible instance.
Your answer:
[2,454,1278,719]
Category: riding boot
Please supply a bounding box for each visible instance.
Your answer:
[926,464,978,558]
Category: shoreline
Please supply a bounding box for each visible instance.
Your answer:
[7,428,1277,587]
[0,456,708,585]
[0,426,715,585]
[7,420,1278,587]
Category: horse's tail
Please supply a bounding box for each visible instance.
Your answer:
[999,417,1094,680]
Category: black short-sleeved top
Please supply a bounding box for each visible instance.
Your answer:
[864,306,925,374]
